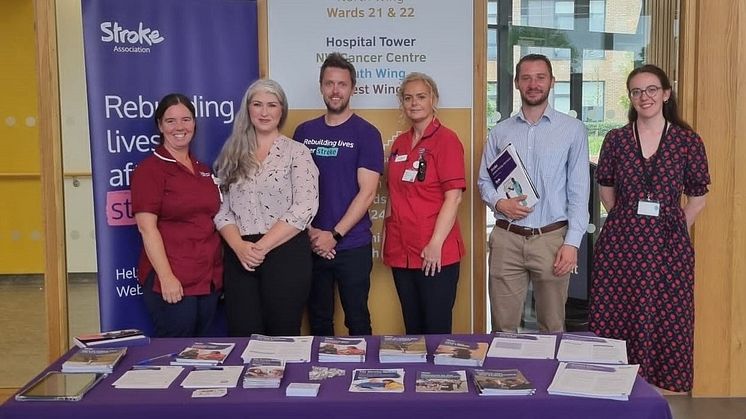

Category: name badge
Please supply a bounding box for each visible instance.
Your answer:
[637,199,660,217]
[394,154,407,162]
[402,169,417,182]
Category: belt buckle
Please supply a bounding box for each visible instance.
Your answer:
[516,225,534,235]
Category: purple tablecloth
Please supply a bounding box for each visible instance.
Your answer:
[0,334,672,419]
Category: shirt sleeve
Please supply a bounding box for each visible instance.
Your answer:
[280,143,319,230]
[213,187,237,231]
[595,129,618,187]
[358,124,385,174]
[436,130,466,191]
[478,129,502,211]
[131,159,164,215]
[564,122,590,248]
[683,131,711,197]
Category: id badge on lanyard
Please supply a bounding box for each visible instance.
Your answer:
[634,122,666,217]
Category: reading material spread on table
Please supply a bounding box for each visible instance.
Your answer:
[241,335,313,364]
[487,332,557,360]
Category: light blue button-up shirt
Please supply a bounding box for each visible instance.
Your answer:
[478,105,590,248]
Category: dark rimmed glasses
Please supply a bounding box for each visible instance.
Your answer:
[628,85,661,99]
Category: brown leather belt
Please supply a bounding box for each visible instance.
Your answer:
[494,219,568,237]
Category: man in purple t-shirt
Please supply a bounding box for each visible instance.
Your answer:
[293,53,384,336]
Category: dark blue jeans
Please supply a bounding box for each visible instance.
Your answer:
[308,243,373,336]
[142,272,220,337]
[392,262,460,335]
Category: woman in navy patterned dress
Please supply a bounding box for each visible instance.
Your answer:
[589,65,710,392]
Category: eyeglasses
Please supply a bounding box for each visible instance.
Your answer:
[628,85,661,99]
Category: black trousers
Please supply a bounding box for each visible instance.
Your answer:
[392,263,460,335]
[222,232,312,337]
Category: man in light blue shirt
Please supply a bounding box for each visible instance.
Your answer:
[478,54,589,332]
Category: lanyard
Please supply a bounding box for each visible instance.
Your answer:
[633,121,668,199]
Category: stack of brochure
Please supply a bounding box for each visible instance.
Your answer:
[242,358,285,389]
[487,332,557,359]
[180,366,244,389]
[73,329,149,348]
[241,335,313,364]
[318,337,367,362]
[547,362,639,401]
[433,338,488,367]
[556,334,628,364]
[379,335,427,363]
[286,382,320,397]
[62,347,127,374]
[415,371,468,393]
[170,342,235,366]
[472,369,535,396]
[349,369,405,393]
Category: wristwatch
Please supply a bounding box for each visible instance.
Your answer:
[331,230,344,242]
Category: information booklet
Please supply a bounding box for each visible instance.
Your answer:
[556,334,628,364]
[349,369,405,393]
[415,370,468,393]
[180,366,244,389]
[547,362,639,401]
[318,337,367,362]
[62,347,127,374]
[243,358,285,389]
[487,143,539,208]
[112,366,184,389]
[73,329,149,348]
[472,369,535,396]
[379,335,427,363]
[487,332,557,360]
[241,335,313,364]
[433,339,488,367]
[171,342,235,366]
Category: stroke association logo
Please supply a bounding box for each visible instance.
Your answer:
[100,21,165,54]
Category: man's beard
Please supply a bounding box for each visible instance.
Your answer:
[520,89,550,107]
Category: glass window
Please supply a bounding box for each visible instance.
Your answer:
[589,0,606,32]
[582,81,605,122]
[553,81,571,114]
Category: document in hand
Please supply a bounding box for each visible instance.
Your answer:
[487,332,557,360]
[557,334,628,364]
[487,143,539,207]
[547,362,639,401]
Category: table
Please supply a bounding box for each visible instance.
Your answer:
[0,334,672,419]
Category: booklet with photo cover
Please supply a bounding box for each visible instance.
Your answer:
[349,369,405,393]
[171,342,235,366]
[433,338,488,367]
[487,143,539,208]
[379,335,427,363]
[62,347,127,374]
[472,369,535,396]
[415,370,468,393]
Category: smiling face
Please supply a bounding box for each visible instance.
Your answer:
[628,72,671,120]
[514,59,554,107]
[401,79,437,124]
[321,67,353,114]
[248,90,283,135]
[157,103,195,153]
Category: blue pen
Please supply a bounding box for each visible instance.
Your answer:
[134,352,178,366]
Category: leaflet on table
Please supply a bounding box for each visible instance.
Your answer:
[556,334,628,364]
[73,328,149,348]
[379,335,427,363]
[415,370,468,393]
[547,362,639,401]
[487,333,557,360]
[349,369,405,393]
[180,366,244,389]
[112,366,184,389]
[243,358,285,389]
[62,347,127,374]
[487,143,539,208]
[433,338,488,367]
[318,337,367,362]
[472,369,535,396]
[241,335,313,363]
[171,342,236,365]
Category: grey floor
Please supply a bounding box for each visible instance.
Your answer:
[0,275,744,418]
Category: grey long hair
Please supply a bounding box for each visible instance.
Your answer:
[214,79,289,189]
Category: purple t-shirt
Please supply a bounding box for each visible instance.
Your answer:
[293,114,384,251]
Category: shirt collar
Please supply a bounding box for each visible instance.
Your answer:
[515,104,556,125]
[407,117,442,141]
[153,145,199,166]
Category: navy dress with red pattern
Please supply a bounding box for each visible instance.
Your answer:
[589,123,710,392]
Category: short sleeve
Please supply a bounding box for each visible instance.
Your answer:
[358,124,385,174]
[436,130,466,191]
[131,158,165,215]
[683,131,711,197]
[595,129,618,187]
[213,187,236,231]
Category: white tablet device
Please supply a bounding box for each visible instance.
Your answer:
[15,371,106,402]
